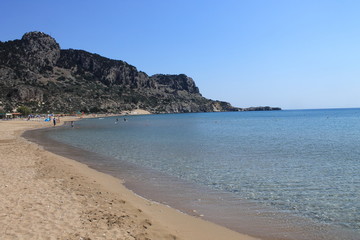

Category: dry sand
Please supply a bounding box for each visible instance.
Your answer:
[0,118,261,240]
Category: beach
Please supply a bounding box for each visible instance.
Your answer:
[0,118,259,240]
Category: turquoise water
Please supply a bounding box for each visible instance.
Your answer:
[49,109,360,239]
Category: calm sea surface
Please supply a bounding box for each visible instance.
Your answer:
[45,109,360,239]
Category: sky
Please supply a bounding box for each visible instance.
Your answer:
[1,0,360,109]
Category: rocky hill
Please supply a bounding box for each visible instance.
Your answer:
[0,32,280,114]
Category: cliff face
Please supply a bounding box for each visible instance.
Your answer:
[0,32,239,113]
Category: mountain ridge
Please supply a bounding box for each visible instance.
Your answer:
[0,32,280,113]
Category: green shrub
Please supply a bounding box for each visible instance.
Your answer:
[17,106,31,116]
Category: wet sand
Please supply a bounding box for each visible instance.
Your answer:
[0,118,260,240]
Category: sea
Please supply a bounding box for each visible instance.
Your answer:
[24,109,360,240]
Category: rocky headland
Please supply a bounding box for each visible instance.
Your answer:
[0,32,280,114]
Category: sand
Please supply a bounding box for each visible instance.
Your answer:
[0,118,261,240]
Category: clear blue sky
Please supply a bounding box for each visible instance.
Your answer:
[1,0,360,109]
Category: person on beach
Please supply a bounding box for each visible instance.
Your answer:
[53,117,56,126]
[71,121,74,128]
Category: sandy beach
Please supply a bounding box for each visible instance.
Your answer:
[0,118,260,240]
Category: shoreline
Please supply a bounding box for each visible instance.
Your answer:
[0,118,260,240]
[23,120,311,240]
[23,116,360,240]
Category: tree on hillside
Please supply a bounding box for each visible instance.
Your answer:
[17,106,31,116]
